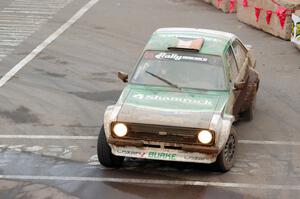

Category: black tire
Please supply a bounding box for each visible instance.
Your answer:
[243,96,256,121]
[215,128,238,172]
[97,125,124,167]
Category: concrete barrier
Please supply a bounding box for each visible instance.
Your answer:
[237,0,300,40]
[292,10,300,49]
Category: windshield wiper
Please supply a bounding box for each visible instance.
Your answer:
[145,70,182,91]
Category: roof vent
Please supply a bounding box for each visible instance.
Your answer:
[168,37,204,52]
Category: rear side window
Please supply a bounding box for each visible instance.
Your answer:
[226,47,238,82]
[232,40,247,69]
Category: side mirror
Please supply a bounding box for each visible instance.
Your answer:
[117,71,128,83]
[234,81,246,90]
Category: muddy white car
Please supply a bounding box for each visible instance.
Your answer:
[97,28,259,172]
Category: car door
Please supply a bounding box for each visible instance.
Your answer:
[225,45,239,116]
[231,39,250,116]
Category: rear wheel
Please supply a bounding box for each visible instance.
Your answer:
[97,125,124,167]
[215,128,237,172]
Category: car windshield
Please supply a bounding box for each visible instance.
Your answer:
[131,50,226,90]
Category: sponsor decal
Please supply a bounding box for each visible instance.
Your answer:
[184,155,204,161]
[148,152,176,160]
[116,149,176,160]
[116,149,146,157]
[154,52,208,62]
[132,93,212,106]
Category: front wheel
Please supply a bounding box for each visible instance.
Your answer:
[97,125,124,167]
[215,128,237,172]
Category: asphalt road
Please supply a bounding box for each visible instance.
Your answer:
[0,0,299,198]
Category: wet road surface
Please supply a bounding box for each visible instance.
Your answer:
[0,0,299,198]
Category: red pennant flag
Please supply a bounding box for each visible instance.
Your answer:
[216,0,222,8]
[255,7,262,22]
[276,6,287,15]
[230,0,235,13]
[266,10,273,24]
[276,6,287,29]
[243,0,248,7]
[277,13,287,29]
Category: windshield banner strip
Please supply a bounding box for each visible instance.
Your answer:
[144,51,208,63]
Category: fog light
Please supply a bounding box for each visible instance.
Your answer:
[198,130,213,144]
[113,123,128,137]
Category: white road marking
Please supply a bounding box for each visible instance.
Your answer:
[0,40,24,43]
[0,135,299,146]
[239,140,300,146]
[0,23,42,27]
[0,27,39,31]
[0,19,47,23]
[1,11,57,15]
[0,0,99,87]
[0,175,299,190]
[0,35,27,39]
[0,32,33,36]
[0,14,52,19]
[0,42,20,47]
[0,135,97,140]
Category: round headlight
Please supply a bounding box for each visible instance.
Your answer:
[113,123,128,137]
[198,130,213,144]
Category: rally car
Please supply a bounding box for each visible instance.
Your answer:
[97,28,259,172]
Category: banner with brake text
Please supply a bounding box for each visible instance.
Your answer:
[291,14,300,46]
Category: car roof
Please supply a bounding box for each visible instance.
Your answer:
[144,28,237,56]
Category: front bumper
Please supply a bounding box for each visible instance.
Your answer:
[108,138,219,164]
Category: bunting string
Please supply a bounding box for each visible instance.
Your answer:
[214,0,296,22]
[214,0,296,28]
[239,0,296,29]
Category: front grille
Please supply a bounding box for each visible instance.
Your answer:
[114,123,200,144]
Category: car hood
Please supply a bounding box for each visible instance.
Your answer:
[116,85,229,129]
